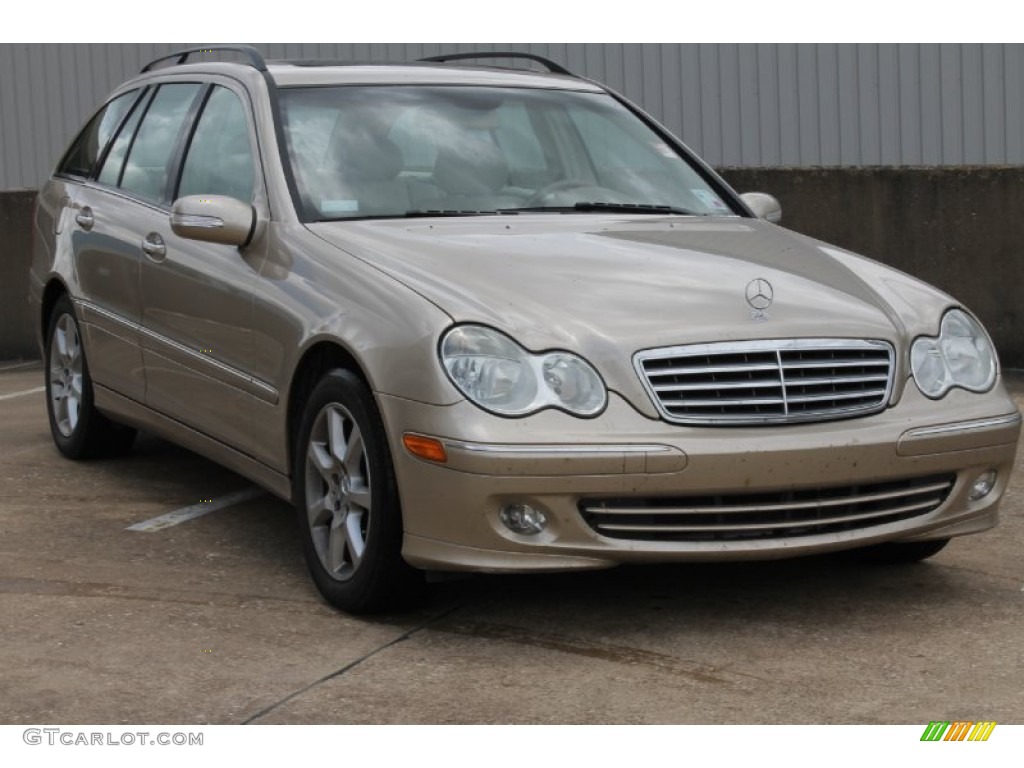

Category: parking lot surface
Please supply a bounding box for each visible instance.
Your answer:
[1,361,1022,724]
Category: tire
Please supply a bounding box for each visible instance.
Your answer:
[45,295,137,459]
[293,369,420,613]
[847,537,951,564]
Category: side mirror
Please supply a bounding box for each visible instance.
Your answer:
[740,192,782,224]
[170,195,255,247]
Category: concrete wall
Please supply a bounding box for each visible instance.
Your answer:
[2,170,1023,366]
[0,190,37,360]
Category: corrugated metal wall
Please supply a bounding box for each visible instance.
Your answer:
[2,43,1024,190]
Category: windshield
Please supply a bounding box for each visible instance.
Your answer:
[279,85,737,221]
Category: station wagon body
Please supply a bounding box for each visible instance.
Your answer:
[30,47,1021,612]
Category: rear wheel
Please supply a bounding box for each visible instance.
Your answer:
[848,538,951,563]
[45,295,136,459]
[293,369,420,613]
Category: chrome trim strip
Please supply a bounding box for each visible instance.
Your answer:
[170,213,225,229]
[904,413,1022,438]
[78,299,278,404]
[444,440,671,455]
[433,438,686,475]
[78,299,138,332]
[776,349,789,415]
[651,374,890,392]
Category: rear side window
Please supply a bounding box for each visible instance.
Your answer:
[178,86,255,202]
[97,91,150,187]
[58,90,139,178]
[119,84,202,203]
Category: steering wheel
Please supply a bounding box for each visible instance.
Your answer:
[523,179,629,207]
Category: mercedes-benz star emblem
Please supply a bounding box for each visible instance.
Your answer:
[745,278,774,311]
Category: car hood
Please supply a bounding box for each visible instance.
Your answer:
[308,215,956,417]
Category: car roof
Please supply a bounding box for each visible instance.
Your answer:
[265,61,604,91]
[128,47,607,94]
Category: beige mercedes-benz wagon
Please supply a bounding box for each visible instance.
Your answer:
[30,47,1021,612]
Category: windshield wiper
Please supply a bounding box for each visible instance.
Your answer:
[401,209,515,218]
[571,202,697,215]
[501,202,698,216]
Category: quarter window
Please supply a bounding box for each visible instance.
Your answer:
[120,84,202,203]
[58,90,139,178]
[178,86,255,202]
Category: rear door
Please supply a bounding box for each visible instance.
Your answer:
[61,87,150,402]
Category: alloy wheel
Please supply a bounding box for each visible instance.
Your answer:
[49,313,84,437]
[304,403,372,581]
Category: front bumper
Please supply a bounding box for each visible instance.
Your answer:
[377,382,1021,572]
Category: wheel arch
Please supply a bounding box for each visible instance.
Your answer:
[41,277,71,336]
[286,339,374,476]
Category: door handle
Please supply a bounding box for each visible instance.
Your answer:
[142,233,167,261]
[74,207,94,230]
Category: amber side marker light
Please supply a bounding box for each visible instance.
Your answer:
[402,434,448,463]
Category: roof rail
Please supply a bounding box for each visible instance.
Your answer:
[141,45,267,74]
[419,51,573,77]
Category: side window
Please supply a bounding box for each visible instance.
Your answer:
[58,90,139,178]
[96,90,150,187]
[120,84,202,203]
[178,86,255,202]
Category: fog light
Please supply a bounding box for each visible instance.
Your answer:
[969,470,997,501]
[500,503,548,535]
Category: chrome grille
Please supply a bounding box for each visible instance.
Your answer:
[581,474,955,542]
[635,339,895,425]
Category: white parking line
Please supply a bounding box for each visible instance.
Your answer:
[0,386,46,401]
[126,487,266,532]
[0,361,41,372]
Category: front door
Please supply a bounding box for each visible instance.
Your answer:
[135,84,266,450]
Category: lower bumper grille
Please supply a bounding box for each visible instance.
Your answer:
[581,474,956,542]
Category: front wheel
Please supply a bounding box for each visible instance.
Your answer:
[293,369,420,613]
[45,295,136,459]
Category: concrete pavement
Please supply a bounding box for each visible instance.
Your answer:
[1,363,1021,724]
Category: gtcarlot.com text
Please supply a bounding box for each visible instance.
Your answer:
[23,729,203,746]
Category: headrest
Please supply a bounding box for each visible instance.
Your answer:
[329,128,403,183]
[433,131,508,195]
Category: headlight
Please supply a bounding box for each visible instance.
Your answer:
[911,309,997,398]
[441,325,607,417]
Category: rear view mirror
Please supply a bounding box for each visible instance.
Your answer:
[740,192,782,224]
[170,195,255,247]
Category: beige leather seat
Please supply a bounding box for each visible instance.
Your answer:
[432,130,524,211]
[314,129,411,217]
